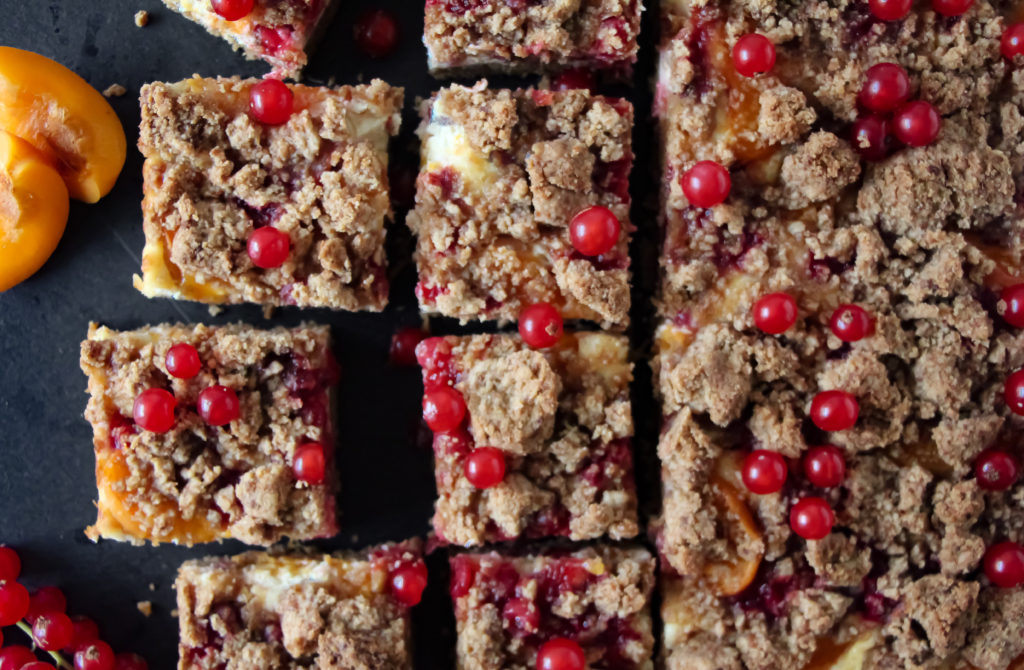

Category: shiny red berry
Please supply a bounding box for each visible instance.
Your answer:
[0,546,20,581]
[810,390,859,431]
[390,560,428,607]
[22,663,57,670]
[198,385,240,426]
[0,580,29,626]
[552,69,595,92]
[519,303,564,349]
[1001,284,1024,328]
[1003,23,1024,60]
[249,79,294,125]
[465,447,506,489]
[293,443,327,485]
[112,654,148,670]
[859,63,911,113]
[851,114,892,161]
[422,387,467,432]
[984,541,1024,587]
[67,615,100,652]
[1005,369,1024,415]
[975,449,1019,491]
[0,648,38,670]
[33,611,74,651]
[932,0,974,16]
[247,226,290,269]
[741,450,788,495]
[804,445,847,488]
[354,9,399,57]
[133,388,176,433]
[211,0,254,21]
[753,292,798,334]
[537,638,585,670]
[732,33,776,77]
[75,641,115,670]
[390,327,428,366]
[27,586,66,623]
[680,160,731,208]
[790,497,835,540]
[869,0,912,20]
[893,100,941,147]
[569,206,621,257]
[165,343,201,379]
[829,304,873,342]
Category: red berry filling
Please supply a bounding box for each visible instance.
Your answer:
[353,9,399,58]
[211,0,254,21]
[390,327,428,366]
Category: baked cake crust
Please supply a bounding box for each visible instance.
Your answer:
[80,322,339,547]
[424,0,643,78]
[135,76,403,311]
[449,545,656,670]
[417,333,639,547]
[408,81,634,327]
[654,1,1024,668]
[175,542,420,669]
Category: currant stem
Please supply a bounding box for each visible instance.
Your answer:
[15,620,72,669]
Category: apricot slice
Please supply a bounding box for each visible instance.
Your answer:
[0,130,69,292]
[0,46,126,203]
[705,475,764,596]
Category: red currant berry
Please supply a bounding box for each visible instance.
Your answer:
[569,206,621,257]
[790,497,835,540]
[68,615,100,651]
[390,561,428,607]
[33,611,73,651]
[422,387,467,432]
[247,226,290,269]
[0,647,37,670]
[804,445,847,488]
[1005,369,1024,415]
[249,79,294,126]
[26,586,66,623]
[75,641,115,670]
[133,388,176,433]
[198,385,240,426]
[741,450,788,495]
[354,10,399,58]
[810,390,860,431]
[975,449,1019,491]
[893,100,941,147]
[22,664,56,670]
[869,0,912,20]
[465,447,506,489]
[0,580,29,626]
[165,343,201,379]
[932,0,973,16]
[0,546,20,581]
[518,303,564,349]
[1001,284,1024,328]
[112,654,148,670]
[211,0,253,21]
[829,304,873,342]
[1003,23,1024,60]
[984,541,1024,588]
[552,69,595,92]
[536,638,586,670]
[390,327,428,366]
[851,114,892,161]
[449,557,478,599]
[753,292,798,334]
[680,160,731,208]
[732,33,776,77]
[293,443,327,485]
[859,63,911,113]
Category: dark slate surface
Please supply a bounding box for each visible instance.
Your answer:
[0,1,661,667]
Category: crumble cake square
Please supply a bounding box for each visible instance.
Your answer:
[161,0,339,78]
[407,81,634,328]
[424,0,643,78]
[135,76,403,311]
[653,1,1024,669]
[448,545,656,670]
[416,332,638,547]
[175,541,422,669]
[80,322,339,547]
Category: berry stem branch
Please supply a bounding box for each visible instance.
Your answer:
[15,620,73,669]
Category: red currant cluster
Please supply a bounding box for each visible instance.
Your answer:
[852,62,941,161]
[868,0,974,21]
[0,547,147,670]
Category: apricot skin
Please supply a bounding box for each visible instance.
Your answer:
[0,130,70,292]
[0,46,126,203]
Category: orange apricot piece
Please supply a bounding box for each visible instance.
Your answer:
[0,130,69,292]
[704,475,764,596]
[0,46,126,203]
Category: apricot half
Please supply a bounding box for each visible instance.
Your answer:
[0,47,126,203]
[0,130,69,291]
